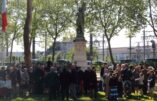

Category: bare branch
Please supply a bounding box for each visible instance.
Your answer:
[148,0,157,37]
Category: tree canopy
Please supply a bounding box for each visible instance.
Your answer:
[0,0,152,65]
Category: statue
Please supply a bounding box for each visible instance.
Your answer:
[76,2,86,40]
[73,2,87,69]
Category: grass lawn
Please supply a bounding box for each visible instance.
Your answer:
[3,91,156,101]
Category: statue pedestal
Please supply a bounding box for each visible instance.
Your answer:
[73,39,87,70]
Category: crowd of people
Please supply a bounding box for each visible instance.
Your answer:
[100,63,156,100]
[0,61,156,101]
[0,61,97,101]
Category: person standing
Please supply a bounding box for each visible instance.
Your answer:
[147,67,156,99]
[69,67,77,100]
[0,67,7,96]
[46,58,52,72]
[60,68,70,100]
[19,68,30,96]
[108,71,118,101]
[115,64,123,98]
[8,66,18,97]
[102,63,109,96]
[90,67,97,98]
[121,64,133,98]
[45,67,59,101]
[33,65,45,95]
[142,64,148,95]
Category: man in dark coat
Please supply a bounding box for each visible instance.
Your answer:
[84,67,91,95]
[60,68,70,100]
[45,68,59,101]
[45,58,52,72]
[33,65,45,95]
[90,67,97,98]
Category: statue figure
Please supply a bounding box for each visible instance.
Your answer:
[76,2,86,39]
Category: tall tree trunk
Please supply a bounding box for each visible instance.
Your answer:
[10,31,16,64]
[32,37,35,59]
[5,34,9,57]
[89,33,93,61]
[45,32,47,61]
[102,34,105,61]
[23,0,32,68]
[129,36,132,60]
[10,38,14,63]
[104,28,115,65]
[107,38,115,66]
[52,38,56,63]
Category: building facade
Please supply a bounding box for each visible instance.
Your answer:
[98,46,157,62]
[47,41,157,62]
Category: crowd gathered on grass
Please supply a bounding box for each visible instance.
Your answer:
[0,60,156,101]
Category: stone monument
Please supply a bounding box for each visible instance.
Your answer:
[73,2,87,70]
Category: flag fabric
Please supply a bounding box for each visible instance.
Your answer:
[1,0,7,32]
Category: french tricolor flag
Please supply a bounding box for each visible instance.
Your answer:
[1,0,7,32]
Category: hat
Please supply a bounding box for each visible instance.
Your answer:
[148,66,154,71]
[108,66,113,70]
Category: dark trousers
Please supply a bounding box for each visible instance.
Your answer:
[61,86,69,100]
[34,81,43,95]
[143,82,147,95]
[84,82,89,95]
[98,80,103,91]
[117,81,123,97]
[49,86,57,101]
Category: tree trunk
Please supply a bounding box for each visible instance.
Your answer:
[107,38,115,66]
[23,0,32,68]
[10,38,14,63]
[45,32,47,61]
[32,37,35,59]
[10,31,16,64]
[5,34,9,57]
[102,34,105,61]
[129,36,132,60]
[104,28,115,65]
[89,33,93,61]
[52,38,56,63]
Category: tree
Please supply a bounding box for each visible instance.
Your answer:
[92,0,146,65]
[147,0,157,37]
[40,0,72,62]
[7,1,25,63]
[31,0,44,59]
[23,0,32,68]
